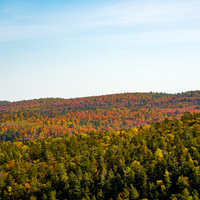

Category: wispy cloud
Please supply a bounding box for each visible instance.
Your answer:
[0,0,200,43]
[91,0,200,26]
[76,28,200,46]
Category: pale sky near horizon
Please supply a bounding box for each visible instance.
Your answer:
[1,0,200,102]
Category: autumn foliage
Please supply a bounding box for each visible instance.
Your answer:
[0,112,200,199]
[1,91,200,141]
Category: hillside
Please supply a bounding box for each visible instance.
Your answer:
[0,91,200,141]
[1,112,200,199]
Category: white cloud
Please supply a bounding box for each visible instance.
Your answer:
[78,28,200,46]
[0,0,200,43]
[91,0,200,26]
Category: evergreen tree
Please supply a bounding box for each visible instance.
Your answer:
[130,184,139,200]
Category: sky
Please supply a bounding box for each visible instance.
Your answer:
[0,0,200,101]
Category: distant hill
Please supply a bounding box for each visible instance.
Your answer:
[0,91,200,141]
[0,100,10,106]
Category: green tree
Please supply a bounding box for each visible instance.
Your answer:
[130,184,139,200]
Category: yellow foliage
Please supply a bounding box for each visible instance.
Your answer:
[7,186,12,193]
[130,160,141,171]
[13,141,23,148]
[143,125,151,130]
[161,185,166,190]
[81,133,88,137]
[154,148,163,160]
[164,170,170,177]
[156,180,163,186]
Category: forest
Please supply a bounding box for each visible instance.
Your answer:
[0,91,200,142]
[1,112,200,199]
[1,91,200,199]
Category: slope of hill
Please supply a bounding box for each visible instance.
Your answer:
[0,91,200,141]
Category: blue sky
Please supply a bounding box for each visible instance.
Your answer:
[1,0,200,101]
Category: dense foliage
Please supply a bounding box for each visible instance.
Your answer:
[1,91,200,141]
[1,112,200,199]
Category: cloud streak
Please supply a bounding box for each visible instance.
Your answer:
[92,0,200,25]
[75,28,200,46]
[0,0,200,44]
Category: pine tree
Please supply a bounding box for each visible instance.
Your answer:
[49,190,57,200]
[122,188,130,200]
[73,179,82,199]
[91,195,96,200]
[181,188,192,200]
[97,189,104,200]
[164,170,171,190]
[130,184,139,200]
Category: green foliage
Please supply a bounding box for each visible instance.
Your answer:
[0,112,200,199]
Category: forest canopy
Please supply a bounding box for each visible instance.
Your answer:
[1,91,200,142]
[1,91,200,199]
[0,112,200,199]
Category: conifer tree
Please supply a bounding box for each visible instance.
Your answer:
[130,184,139,199]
